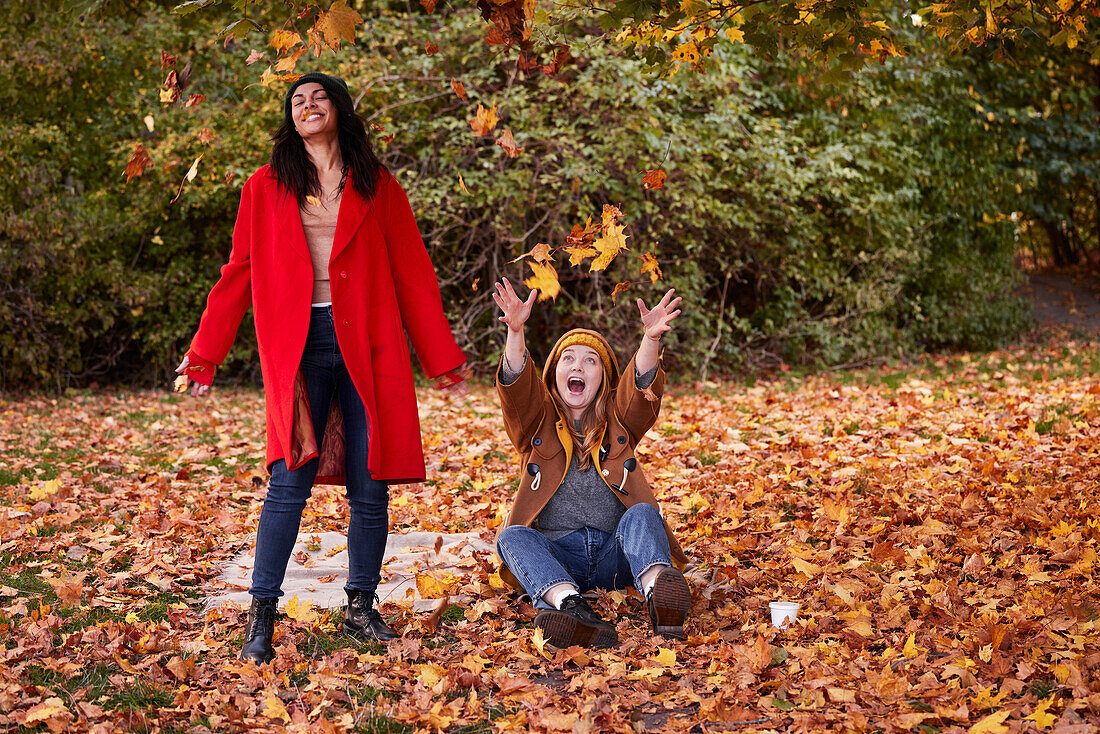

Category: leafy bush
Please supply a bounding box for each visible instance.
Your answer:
[4,3,1089,389]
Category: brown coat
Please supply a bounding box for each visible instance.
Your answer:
[495,338,688,588]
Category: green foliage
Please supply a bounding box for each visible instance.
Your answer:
[2,2,1093,388]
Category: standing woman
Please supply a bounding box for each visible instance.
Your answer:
[176,73,468,663]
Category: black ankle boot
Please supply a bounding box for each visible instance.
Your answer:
[239,596,278,663]
[344,590,398,641]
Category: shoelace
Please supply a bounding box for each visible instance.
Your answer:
[250,603,277,635]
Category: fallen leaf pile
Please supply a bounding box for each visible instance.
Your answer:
[0,337,1097,732]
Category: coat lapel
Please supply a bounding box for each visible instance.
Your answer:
[272,180,312,265]
[331,176,370,263]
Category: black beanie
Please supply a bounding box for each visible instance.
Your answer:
[283,72,353,120]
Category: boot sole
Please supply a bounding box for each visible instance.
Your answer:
[342,620,398,642]
[535,610,618,648]
[648,568,691,639]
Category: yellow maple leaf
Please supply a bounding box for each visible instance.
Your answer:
[902,632,925,658]
[565,244,598,267]
[468,103,499,137]
[968,709,1010,734]
[314,0,362,52]
[654,646,677,667]
[790,556,822,577]
[284,595,319,625]
[22,697,69,726]
[29,478,61,501]
[523,260,560,301]
[1026,695,1058,729]
[414,570,459,598]
[531,626,553,658]
[590,222,628,272]
[263,694,291,723]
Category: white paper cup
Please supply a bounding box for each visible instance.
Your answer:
[769,601,799,629]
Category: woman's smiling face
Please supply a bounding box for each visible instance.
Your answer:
[554,345,604,417]
[291,82,338,140]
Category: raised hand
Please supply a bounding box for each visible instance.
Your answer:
[637,288,682,341]
[492,277,537,333]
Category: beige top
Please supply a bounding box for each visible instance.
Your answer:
[300,191,342,303]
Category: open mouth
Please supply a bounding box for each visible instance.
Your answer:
[567,377,585,395]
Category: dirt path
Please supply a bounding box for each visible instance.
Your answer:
[1022,270,1100,333]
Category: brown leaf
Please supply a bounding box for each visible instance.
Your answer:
[123,144,153,183]
[639,252,663,284]
[245,48,265,65]
[611,281,632,304]
[511,243,554,265]
[420,0,439,11]
[423,596,451,632]
[450,78,467,100]
[495,128,523,158]
[160,50,177,69]
[425,41,439,55]
[184,94,205,108]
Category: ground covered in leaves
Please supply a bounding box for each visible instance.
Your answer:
[1,336,1098,733]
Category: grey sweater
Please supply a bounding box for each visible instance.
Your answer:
[499,352,657,540]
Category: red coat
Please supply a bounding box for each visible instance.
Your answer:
[187,165,465,485]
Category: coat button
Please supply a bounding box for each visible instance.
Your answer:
[617,435,626,444]
[533,437,542,446]
[340,270,348,278]
[602,469,609,476]
[342,319,350,327]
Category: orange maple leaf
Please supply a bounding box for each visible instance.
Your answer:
[611,281,632,303]
[523,261,560,301]
[123,144,153,183]
[274,47,307,73]
[468,103,499,137]
[184,94,205,108]
[245,49,264,65]
[450,78,467,100]
[425,41,439,55]
[495,128,523,158]
[640,252,663,283]
[313,0,362,53]
[642,169,667,189]
[420,0,439,11]
[270,29,302,55]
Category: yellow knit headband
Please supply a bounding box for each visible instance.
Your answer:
[554,333,612,376]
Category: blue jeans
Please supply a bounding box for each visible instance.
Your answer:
[250,306,390,600]
[496,503,672,610]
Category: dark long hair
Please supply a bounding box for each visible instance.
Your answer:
[270,74,383,207]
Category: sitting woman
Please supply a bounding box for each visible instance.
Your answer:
[491,278,691,648]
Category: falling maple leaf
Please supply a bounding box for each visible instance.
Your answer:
[170,153,203,203]
[313,0,362,53]
[468,102,499,137]
[197,127,216,144]
[458,175,472,195]
[160,50,177,69]
[270,29,301,54]
[423,595,450,632]
[542,44,571,75]
[420,0,439,11]
[245,48,264,64]
[495,128,522,158]
[523,260,560,301]
[511,243,554,265]
[639,252,663,283]
[611,281,632,303]
[415,570,459,598]
[274,47,307,73]
[425,41,439,55]
[184,93,205,108]
[450,77,467,100]
[123,144,153,183]
[642,169,667,189]
[590,222,628,272]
